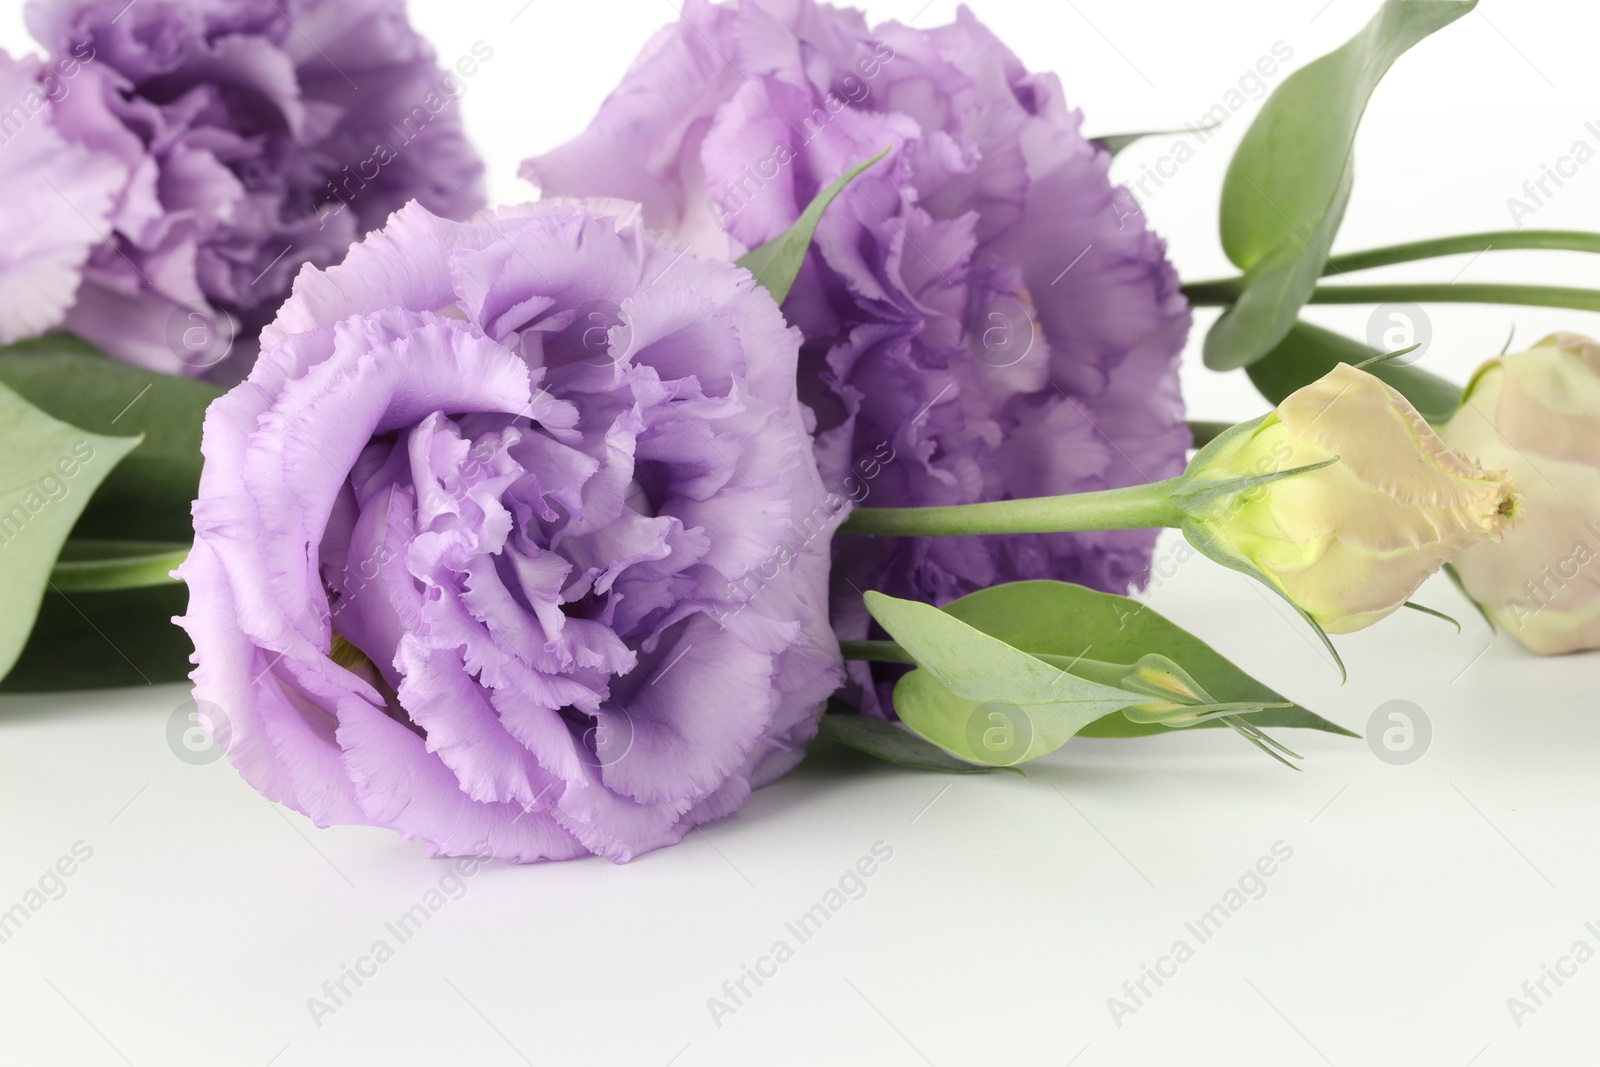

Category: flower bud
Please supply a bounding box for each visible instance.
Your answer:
[1182,363,1519,636]
[1439,333,1600,654]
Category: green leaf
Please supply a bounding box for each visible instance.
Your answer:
[863,586,1331,766]
[889,669,1042,767]
[0,381,142,681]
[814,710,1017,775]
[0,336,222,542]
[865,590,1144,766]
[1401,600,1461,631]
[736,146,890,306]
[1204,0,1476,371]
[0,584,192,692]
[1443,562,1496,632]
[932,581,1354,739]
[1089,122,1219,157]
[1172,456,1342,516]
[50,540,190,592]
[1245,319,1463,423]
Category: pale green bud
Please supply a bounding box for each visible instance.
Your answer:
[1182,363,1519,636]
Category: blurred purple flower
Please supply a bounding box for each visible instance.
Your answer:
[20,0,487,373]
[524,0,1192,715]
[0,50,124,343]
[178,199,843,863]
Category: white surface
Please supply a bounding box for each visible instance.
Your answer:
[3,1,1600,1064]
[4,556,1600,1067]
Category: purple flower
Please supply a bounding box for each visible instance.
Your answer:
[22,0,487,373]
[524,0,1192,715]
[0,50,125,343]
[177,199,843,863]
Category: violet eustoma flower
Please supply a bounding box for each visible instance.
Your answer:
[0,50,125,344]
[179,200,843,863]
[525,0,1191,715]
[23,0,487,373]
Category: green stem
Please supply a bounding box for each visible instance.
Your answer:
[50,541,190,592]
[1309,283,1600,313]
[1184,279,1600,314]
[1179,279,1245,304]
[839,477,1187,537]
[840,640,917,665]
[1321,230,1600,275]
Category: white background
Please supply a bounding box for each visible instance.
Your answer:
[3,1,1600,1064]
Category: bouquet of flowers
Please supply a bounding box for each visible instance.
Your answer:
[2,0,1595,865]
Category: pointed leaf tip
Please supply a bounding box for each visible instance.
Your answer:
[736,146,892,306]
[1205,0,1478,370]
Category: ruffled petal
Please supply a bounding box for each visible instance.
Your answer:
[186,199,842,863]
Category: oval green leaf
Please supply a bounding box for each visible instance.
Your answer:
[933,580,1353,739]
[864,590,1150,766]
[0,337,222,542]
[1204,0,1476,371]
[0,381,142,682]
